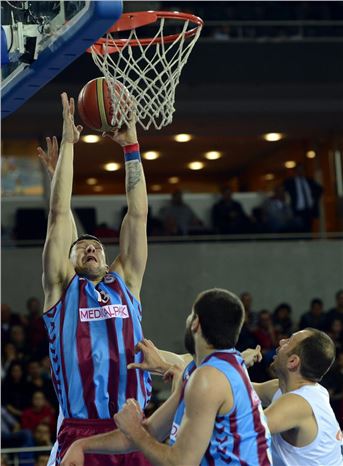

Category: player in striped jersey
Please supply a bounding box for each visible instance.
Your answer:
[41,93,151,466]
[61,288,272,466]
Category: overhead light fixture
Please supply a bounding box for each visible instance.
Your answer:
[168,176,180,184]
[93,185,103,192]
[264,173,275,181]
[104,162,121,171]
[86,177,98,185]
[82,134,101,143]
[306,150,316,159]
[143,151,160,160]
[150,184,162,191]
[263,132,283,142]
[204,151,222,160]
[188,161,204,170]
[284,160,296,169]
[174,133,192,143]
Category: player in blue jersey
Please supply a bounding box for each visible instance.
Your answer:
[41,93,151,466]
[61,288,272,466]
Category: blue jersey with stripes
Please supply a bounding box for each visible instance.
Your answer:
[169,350,272,466]
[42,272,151,419]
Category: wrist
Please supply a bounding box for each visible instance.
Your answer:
[123,143,141,162]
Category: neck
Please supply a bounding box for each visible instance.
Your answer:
[194,339,215,366]
[279,374,316,393]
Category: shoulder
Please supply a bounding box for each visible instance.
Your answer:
[186,365,230,403]
[271,392,313,418]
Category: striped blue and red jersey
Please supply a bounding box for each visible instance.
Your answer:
[42,272,151,419]
[170,350,272,466]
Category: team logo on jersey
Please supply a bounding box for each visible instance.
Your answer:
[104,274,115,284]
[169,422,179,443]
[96,289,110,304]
[79,304,129,322]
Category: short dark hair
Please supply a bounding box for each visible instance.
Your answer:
[310,298,323,307]
[69,234,102,257]
[291,328,336,382]
[193,288,244,349]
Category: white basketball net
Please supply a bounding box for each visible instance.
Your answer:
[90,16,202,130]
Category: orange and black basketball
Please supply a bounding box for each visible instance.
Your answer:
[77,77,131,132]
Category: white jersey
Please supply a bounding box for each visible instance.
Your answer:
[271,384,343,466]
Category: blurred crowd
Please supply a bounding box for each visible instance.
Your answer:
[1,288,342,464]
[95,164,323,238]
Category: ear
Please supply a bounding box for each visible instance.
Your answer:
[287,354,300,372]
[191,315,200,333]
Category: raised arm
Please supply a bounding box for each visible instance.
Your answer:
[38,136,78,242]
[42,93,83,310]
[106,120,148,299]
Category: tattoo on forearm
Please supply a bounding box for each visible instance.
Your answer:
[126,160,142,192]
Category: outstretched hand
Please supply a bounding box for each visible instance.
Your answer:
[37,136,59,179]
[102,116,138,147]
[127,339,169,375]
[243,345,262,368]
[61,92,83,144]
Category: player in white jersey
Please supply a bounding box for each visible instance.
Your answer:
[253,328,342,466]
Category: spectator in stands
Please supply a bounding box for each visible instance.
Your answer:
[1,454,10,466]
[262,184,301,233]
[325,289,343,328]
[211,185,250,234]
[326,319,343,353]
[9,325,29,360]
[159,190,204,235]
[1,405,33,448]
[1,342,19,379]
[272,302,293,339]
[35,455,50,466]
[1,303,22,342]
[21,391,56,434]
[33,423,52,448]
[322,350,343,426]
[284,163,323,232]
[23,297,47,358]
[298,298,326,330]
[254,310,277,363]
[26,360,57,411]
[240,291,257,329]
[2,361,30,419]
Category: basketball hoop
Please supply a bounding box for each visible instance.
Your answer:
[88,11,203,130]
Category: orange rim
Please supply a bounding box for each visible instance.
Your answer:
[88,10,204,54]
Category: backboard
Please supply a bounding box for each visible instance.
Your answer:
[1,1,123,118]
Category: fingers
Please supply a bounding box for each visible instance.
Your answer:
[127,363,144,370]
[69,97,75,116]
[52,136,58,153]
[76,125,83,134]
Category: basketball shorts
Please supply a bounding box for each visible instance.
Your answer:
[56,418,152,466]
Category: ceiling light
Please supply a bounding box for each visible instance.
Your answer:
[104,162,121,172]
[188,161,204,170]
[93,185,103,192]
[306,150,316,159]
[284,160,296,169]
[204,151,222,160]
[86,177,98,185]
[150,184,162,191]
[264,173,275,181]
[143,151,160,160]
[168,176,180,184]
[174,133,192,143]
[82,134,101,143]
[263,132,283,142]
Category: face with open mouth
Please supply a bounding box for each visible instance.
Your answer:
[70,239,108,280]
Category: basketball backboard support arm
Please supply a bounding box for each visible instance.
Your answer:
[1,0,123,119]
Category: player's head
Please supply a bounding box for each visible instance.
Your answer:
[69,234,108,280]
[271,328,335,382]
[184,288,244,355]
